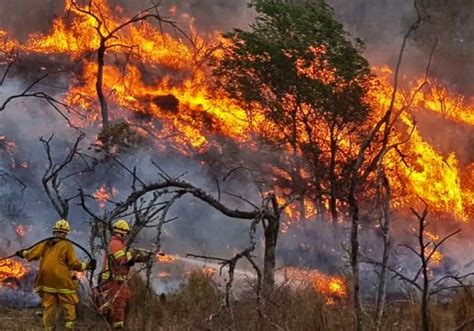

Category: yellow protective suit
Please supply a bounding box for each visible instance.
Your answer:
[24,239,87,330]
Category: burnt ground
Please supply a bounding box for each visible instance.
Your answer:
[0,307,106,331]
[0,308,43,330]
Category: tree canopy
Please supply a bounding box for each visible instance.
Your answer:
[213,0,373,221]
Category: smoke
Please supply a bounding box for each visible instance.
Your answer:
[0,77,258,261]
[2,0,471,90]
[0,0,473,300]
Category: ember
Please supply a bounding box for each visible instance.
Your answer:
[157,271,172,278]
[15,225,27,237]
[0,0,472,223]
[426,249,444,266]
[156,254,177,263]
[92,185,117,208]
[0,135,18,168]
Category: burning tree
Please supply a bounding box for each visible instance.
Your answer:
[63,0,188,128]
[213,0,372,223]
[0,0,473,329]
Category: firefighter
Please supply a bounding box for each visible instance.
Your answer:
[97,219,152,329]
[15,219,96,331]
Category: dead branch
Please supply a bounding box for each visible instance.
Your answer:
[187,216,261,327]
[0,169,27,192]
[40,133,88,218]
[68,0,192,127]
[348,2,423,329]
[0,48,19,86]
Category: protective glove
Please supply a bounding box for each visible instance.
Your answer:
[134,250,153,263]
[87,259,97,270]
[15,250,25,258]
[125,250,137,266]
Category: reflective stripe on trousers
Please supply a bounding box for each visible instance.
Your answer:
[41,292,77,330]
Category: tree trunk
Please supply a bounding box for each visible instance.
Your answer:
[329,125,338,223]
[263,196,280,293]
[96,42,109,128]
[349,191,363,331]
[375,173,391,330]
[263,215,279,291]
[419,217,430,331]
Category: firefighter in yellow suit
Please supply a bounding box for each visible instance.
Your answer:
[16,219,96,331]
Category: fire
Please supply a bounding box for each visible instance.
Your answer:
[424,231,440,242]
[371,67,474,221]
[391,114,468,220]
[92,184,117,208]
[412,79,474,127]
[74,271,87,280]
[0,259,28,283]
[0,0,473,223]
[282,267,348,304]
[202,267,217,277]
[156,254,177,263]
[0,30,18,55]
[157,271,172,278]
[15,225,27,237]
[428,249,443,266]
[0,135,18,168]
[314,276,346,305]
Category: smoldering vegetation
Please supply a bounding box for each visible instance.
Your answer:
[2,0,472,91]
[0,1,473,330]
[0,0,472,292]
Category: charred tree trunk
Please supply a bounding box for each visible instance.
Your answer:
[96,41,109,128]
[375,171,391,330]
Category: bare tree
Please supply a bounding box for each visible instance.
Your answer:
[40,133,88,219]
[347,2,425,328]
[68,0,186,128]
[79,160,282,291]
[373,167,391,330]
[363,204,473,331]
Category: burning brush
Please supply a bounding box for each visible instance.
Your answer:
[0,258,28,288]
[280,267,348,305]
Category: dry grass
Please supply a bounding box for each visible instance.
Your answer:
[3,274,474,330]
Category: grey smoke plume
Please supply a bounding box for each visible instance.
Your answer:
[2,0,471,89]
[0,0,473,300]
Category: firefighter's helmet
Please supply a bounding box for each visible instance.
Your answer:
[53,219,71,234]
[113,219,130,234]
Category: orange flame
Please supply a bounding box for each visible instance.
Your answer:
[1,1,472,223]
[0,259,28,283]
[156,254,177,263]
[92,184,117,208]
[157,271,172,278]
[15,225,27,237]
[282,267,348,304]
[0,135,18,168]
[427,249,443,266]
[371,67,473,221]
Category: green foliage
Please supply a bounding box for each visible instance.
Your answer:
[95,121,146,155]
[213,0,373,219]
[214,0,371,126]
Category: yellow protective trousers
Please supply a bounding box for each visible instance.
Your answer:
[41,292,78,330]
